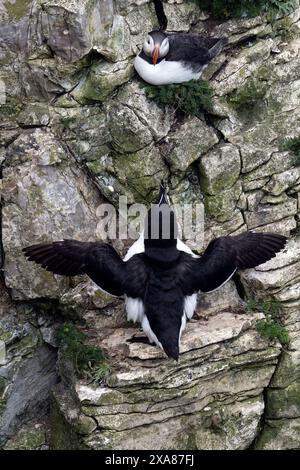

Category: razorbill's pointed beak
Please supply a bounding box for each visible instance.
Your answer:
[153,46,159,65]
[157,181,168,206]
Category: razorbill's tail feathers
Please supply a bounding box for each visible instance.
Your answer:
[162,342,179,361]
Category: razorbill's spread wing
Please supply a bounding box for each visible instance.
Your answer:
[178,232,287,296]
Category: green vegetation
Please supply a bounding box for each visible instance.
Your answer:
[245,298,281,316]
[60,116,77,130]
[144,80,213,116]
[0,97,24,119]
[256,317,289,345]
[245,299,289,345]
[198,0,296,19]
[57,324,111,382]
[227,65,273,113]
[282,137,300,166]
[3,428,45,450]
[5,0,31,20]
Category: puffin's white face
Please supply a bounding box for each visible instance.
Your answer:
[143,34,170,65]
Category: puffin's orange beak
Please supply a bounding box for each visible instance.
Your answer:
[153,46,159,65]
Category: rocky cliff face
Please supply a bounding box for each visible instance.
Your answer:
[0,0,299,450]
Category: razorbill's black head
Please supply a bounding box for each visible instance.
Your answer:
[144,183,179,263]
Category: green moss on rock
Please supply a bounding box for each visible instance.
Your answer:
[228,77,268,111]
[76,415,97,436]
[50,392,81,450]
[273,15,298,41]
[271,351,300,388]
[198,0,297,19]
[0,97,24,120]
[0,376,6,397]
[199,144,241,196]
[4,427,45,450]
[266,382,300,419]
[112,146,168,203]
[204,181,242,222]
[254,418,300,449]
[0,326,13,343]
[5,0,31,19]
[71,61,134,104]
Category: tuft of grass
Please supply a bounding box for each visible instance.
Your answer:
[245,298,281,316]
[282,137,300,166]
[144,80,213,116]
[57,324,111,382]
[245,298,289,345]
[198,0,296,19]
[256,317,289,345]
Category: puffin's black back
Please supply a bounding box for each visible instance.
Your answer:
[167,34,227,64]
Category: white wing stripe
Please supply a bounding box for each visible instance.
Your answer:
[202,268,237,294]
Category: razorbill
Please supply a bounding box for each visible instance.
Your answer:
[134,30,228,85]
[23,184,287,360]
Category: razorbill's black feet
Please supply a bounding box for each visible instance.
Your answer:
[23,183,287,361]
[134,30,227,85]
[127,336,156,346]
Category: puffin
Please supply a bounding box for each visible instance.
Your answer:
[134,30,228,85]
[23,184,287,360]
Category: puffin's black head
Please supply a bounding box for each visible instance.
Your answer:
[144,183,178,263]
[142,30,170,65]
